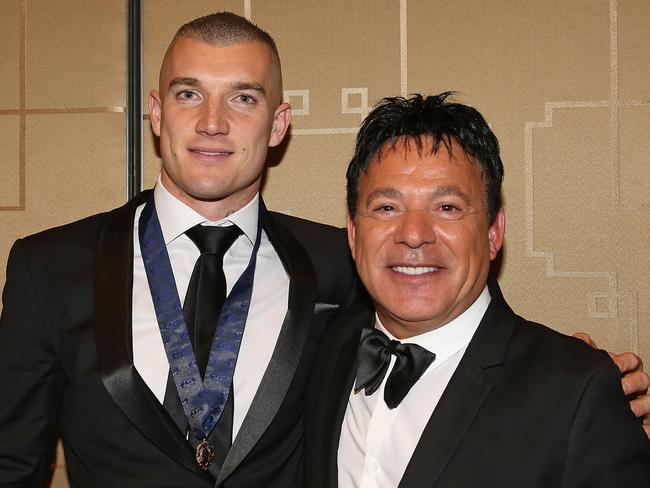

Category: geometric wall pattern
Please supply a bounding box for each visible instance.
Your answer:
[1,1,648,486]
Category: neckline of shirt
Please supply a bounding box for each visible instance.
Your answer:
[375,285,491,373]
[153,177,259,246]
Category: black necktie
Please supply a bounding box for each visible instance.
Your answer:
[183,224,242,378]
[163,224,241,449]
[355,327,436,409]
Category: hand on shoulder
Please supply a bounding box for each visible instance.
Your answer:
[574,332,650,438]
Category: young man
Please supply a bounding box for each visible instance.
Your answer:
[305,93,650,487]
[0,13,355,487]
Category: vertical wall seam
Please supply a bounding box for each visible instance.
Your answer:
[127,0,143,201]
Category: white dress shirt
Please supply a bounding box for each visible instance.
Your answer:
[337,286,491,488]
[131,179,289,438]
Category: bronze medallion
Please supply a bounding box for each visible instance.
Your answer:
[195,438,215,470]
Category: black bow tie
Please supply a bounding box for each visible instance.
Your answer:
[354,327,436,409]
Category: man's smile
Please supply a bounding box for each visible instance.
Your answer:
[390,265,439,276]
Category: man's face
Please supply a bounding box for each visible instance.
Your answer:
[149,37,290,215]
[348,138,505,338]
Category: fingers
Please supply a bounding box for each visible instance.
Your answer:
[643,410,650,439]
[630,394,650,418]
[611,351,643,375]
[572,334,649,437]
[621,369,650,397]
[572,332,598,348]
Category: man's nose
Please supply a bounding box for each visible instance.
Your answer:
[196,99,229,136]
[394,210,436,249]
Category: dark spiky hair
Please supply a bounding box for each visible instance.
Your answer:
[346,92,504,224]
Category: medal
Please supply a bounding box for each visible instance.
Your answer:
[139,196,264,469]
[195,438,215,470]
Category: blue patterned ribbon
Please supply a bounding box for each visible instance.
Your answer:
[138,195,262,443]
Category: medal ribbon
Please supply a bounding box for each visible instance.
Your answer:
[139,195,262,444]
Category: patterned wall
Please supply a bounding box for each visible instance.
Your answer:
[0,1,648,485]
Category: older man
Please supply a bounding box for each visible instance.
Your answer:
[305,93,650,487]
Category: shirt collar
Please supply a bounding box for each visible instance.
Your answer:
[153,176,259,246]
[376,285,491,366]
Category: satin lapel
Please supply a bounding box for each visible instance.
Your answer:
[321,305,372,485]
[398,354,493,487]
[216,210,319,484]
[399,278,515,487]
[94,190,211,482]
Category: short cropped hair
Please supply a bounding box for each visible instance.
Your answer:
[174,12,279,60]
[346,92,504,224]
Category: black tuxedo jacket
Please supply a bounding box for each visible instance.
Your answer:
[0,190,356,487]
[305,279,650,487]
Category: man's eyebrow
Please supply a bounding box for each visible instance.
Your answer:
[364,185,472,206]
[167,78,267,97]
[431,185,472,205]
[229,81,266,96]
[365,187,402,206]
[168,77,199,89]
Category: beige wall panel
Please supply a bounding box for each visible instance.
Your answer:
[619,105,650,208]
[25,0,125,108]
[515,106,641,351]
[0,113,125,289]
[532,107,611,269]
[0,117,21,207]
[257,0,401,128]
[407,0,610,104]
[0,0,21,110]
[263,132,356,225]
[24,113,126,222]
[619,104,650,360]
[619,0,650,100]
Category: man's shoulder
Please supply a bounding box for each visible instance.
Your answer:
[505,310,616,384]
[20,211,108,247]
[477,283,616,388]
[266,210,349,261]
[15,193,143,255]
[267,210,345,238]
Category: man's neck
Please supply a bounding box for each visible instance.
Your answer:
[159,176,259,222]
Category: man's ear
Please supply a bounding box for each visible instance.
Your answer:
[488,208,505,260]
[269,102,291,147]
[347,215,356,260]
[148,90,162,137]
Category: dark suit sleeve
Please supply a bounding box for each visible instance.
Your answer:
[560,359,650,487]
[0,239,65,485]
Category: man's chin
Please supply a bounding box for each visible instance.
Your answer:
[376,303,451,336]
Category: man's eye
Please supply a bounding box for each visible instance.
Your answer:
[375,205,395,212]
[236,94,255,104]
[178,90,196,100]
[440,204,459,212]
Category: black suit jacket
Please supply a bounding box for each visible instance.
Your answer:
[305,279,650,487]
[0,190,356,487]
